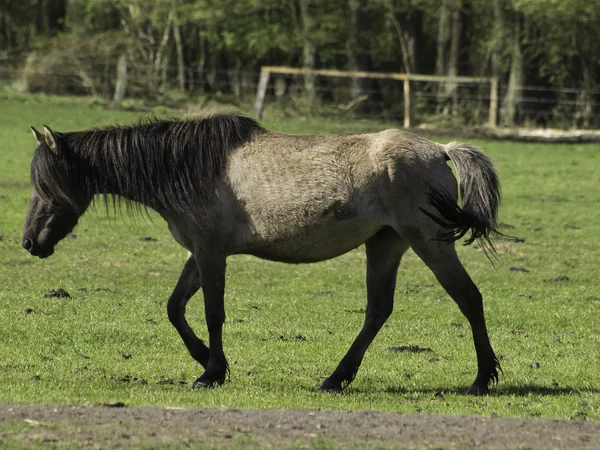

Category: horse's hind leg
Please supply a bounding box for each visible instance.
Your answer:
[403,228,500,394]
[319,227,409,392]
[167,254,210,368]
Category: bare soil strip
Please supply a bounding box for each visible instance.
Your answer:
[2,403,599,449]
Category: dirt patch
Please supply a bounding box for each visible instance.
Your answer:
[2,403,600,449]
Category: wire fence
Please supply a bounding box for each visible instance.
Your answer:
[2,57,600,130]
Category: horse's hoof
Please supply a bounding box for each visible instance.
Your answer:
[190,380,211,390]
[190,374,225,390]
[466,384,489,396]
[318,379,342,393]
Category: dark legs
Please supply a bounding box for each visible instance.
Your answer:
[319,224,498,395]
[168,229,497,394]
[167,255,210,368]
[168,254,228,388]
[319,228,408,392]
[408,234,500,394]
[191,259,228,388]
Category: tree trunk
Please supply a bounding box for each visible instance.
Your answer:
[385,0,420,74]
[435,1,451,77]
[154,11,173,92]
[501,14,524,126]
[435,0,452,111]
[491,0,505,80]
[229,57,243,99]
[575,63,594,129]
[299,0,318,108]
[385,0,422,125]
[215,44,232,94]
[160,52,169,94]
[402,8,422,74]
[197,34,212,93]
[110,53,128,109]
[173,16,186,93]
[433,0,468,115]
[346,0,373,111]
[439,1,462,115]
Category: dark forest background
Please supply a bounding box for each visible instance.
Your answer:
[1,0,599,128]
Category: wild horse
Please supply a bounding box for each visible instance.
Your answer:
[23,115,502,394]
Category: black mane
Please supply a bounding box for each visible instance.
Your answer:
[31,113,265,218]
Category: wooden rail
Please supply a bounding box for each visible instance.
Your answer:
[254,66,499,128]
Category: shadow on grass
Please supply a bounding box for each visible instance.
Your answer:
[496,384,600,396]
[326,383,600,397]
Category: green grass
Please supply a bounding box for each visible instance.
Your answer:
[1,93,600,420]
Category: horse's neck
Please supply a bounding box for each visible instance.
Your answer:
[85,147,147,206]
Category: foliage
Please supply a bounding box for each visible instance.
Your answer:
[2,0,599,127]
[512,0,600,85]
[1,95,600,419]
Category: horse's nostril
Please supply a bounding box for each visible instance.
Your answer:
[22,239,33,251]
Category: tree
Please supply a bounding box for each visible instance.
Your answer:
[500,8,524,126]
[346,0,375,110]
[434,0,467,115]
[512,0,600,127]
[298,0,318,107]
[5,0,599,128]
[0,0,66,56]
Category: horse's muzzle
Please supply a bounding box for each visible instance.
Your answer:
[22,239,54,258]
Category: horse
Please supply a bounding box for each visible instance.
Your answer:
[23,114,502,394]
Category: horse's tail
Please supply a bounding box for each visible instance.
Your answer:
[421,142,501,254]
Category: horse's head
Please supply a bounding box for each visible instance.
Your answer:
[23,126,92,258]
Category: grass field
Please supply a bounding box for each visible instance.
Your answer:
[1,92,599,420]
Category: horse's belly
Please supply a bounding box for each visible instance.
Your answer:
[236,217,382,263]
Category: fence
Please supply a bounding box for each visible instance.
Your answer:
[2,57,600,130]
[254,66,498,128]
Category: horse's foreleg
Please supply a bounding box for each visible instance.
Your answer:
[167,255,210,368]
[319,228,408,392]
[407,234,500,395]
[191,258,228,389]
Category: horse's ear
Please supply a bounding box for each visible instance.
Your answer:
[31,126,45,146]
[43,125,58,154]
